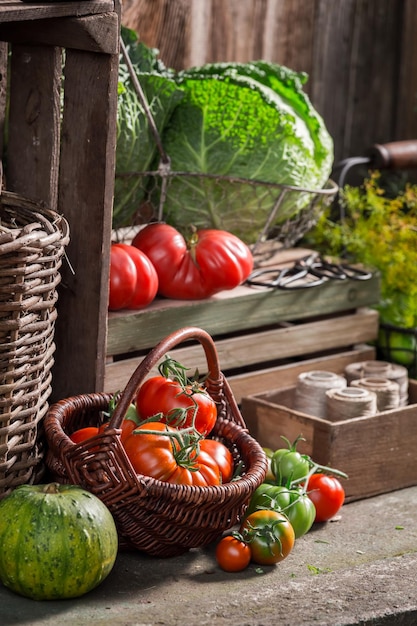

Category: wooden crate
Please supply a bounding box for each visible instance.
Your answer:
[105,248,380,400]
[0,1,120,402]
[241,357,417,502]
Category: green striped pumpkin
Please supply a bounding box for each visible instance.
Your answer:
[0,483,118,600]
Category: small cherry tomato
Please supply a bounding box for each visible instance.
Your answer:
[307,473,345,522]
[215,535,251,572]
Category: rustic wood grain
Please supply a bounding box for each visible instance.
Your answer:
[230,345,376,403]
[106,274,380,357]
[122,0,190,71]
[7,43,61,209]
[104,309,379,395]
[52,46,119,400]
[0,13,119,53]
[0,42,7,160]
[0,0,114,22]
[396,0,417,140]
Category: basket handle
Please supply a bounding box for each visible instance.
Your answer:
[108,326,222,430]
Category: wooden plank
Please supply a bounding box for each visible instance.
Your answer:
[0,13,119,53]
[122,0,190,72]
[52,45,119,401]
[6,43,61,209]
[396,0,417,140]
[103,310,379,394]
[107,273,380,357]
[0,0,114,23]
[230,344,376,403]
[0,41,7,159]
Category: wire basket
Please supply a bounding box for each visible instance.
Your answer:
[114,168,339,252]
[44,326,268,557]
[0,190,70,499]
[114,39,338,251]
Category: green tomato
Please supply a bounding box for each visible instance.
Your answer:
[240,510,295,565]
[245,484,315,539]
[283,488,316,538]
[271,446,310,486]
[245,484,291,519]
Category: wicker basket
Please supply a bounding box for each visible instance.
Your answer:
[0,190,70,499]
[44,326,268,557]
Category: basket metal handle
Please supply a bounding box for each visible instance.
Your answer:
[108,326,227,430]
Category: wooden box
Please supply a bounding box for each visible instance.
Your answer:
[241,358,417,502]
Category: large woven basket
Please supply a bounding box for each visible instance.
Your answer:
[0,189,69,499]
[44,326,267,557]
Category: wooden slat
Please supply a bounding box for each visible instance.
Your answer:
[51,46,119,401]
[0,13,119,53]
[0,0,114,23]
[396,0,417,140]
[104,309,379,394]
[0,41,7,159]
[7,43,61,209]
[107,273,380,357]
[230,344,376,403]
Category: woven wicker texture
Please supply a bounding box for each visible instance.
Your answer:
[45,326,268,557]
[0,190,69,498]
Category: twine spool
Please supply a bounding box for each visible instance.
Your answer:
[344,360,408,406]
[294,370,347,418]
[350,376,400,412]
[325,387,377,421]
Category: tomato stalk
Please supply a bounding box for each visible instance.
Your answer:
[241,518,288,557]
[291,462,348,489]
[158,356,191,387]
[130,424,204,472]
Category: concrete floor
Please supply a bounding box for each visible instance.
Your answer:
[2,485,417,626]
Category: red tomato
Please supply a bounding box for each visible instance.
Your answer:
[132,223,253,299]
[199,439,234,483]
[99,418,138,443]
[108,243,158,311]
[124,244,158,309]
[109,244,137,310]
[69,427,99,444]
[216,535,251,572]
[307,473,345,522]
[136,375,217,436]
[123,422,221,486]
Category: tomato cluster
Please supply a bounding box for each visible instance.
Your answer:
[216,436,347,572]
[68,358,235,489]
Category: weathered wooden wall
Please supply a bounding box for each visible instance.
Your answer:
[121,0,417,165]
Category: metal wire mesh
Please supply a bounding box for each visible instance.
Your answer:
[114,169,338,251]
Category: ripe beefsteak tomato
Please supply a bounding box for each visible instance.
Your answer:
[132,223,253,299]
[123,422,221,486]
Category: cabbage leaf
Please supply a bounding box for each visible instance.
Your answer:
[156,62,334,242]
